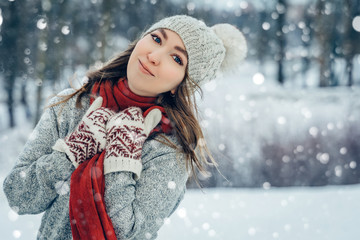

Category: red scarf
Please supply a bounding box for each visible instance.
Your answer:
[69,78,171,239]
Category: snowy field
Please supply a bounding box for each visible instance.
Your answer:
[1,119,359,239]
[157,185,360,240]
[1,184,359,240]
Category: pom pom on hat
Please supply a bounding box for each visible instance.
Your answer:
[212,24,248,72]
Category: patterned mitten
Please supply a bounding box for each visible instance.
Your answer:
[104,107,162,179]
[52,97,114,168]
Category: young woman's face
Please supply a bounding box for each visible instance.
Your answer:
[127,28,188,97]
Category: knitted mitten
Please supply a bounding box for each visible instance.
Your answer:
[53,97,114,168]
[104,107,161,179]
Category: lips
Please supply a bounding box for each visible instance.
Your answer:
[138,60,154,76]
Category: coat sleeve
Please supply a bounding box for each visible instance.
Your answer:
[104,139,188,240]
[3,103,75,215]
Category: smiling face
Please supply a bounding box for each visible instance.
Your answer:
[127,28,188,97]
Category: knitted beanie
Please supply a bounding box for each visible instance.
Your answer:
[143,15,247,86]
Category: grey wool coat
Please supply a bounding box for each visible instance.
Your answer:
[3,89,189,239]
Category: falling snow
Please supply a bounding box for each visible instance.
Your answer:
[1,0,360,239]
[167,181,176,190]
[353,16,360,32]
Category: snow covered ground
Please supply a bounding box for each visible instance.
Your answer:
[1,184,359,239]
[157,185,360,240]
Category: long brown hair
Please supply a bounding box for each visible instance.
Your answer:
[55,37,217,183]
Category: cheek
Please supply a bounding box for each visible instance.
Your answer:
[128,43,143,74]
[129,40,144,62]
[171,67,186,82]
[163,66,185,87]
[133,37,148,54]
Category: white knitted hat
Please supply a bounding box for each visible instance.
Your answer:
[143,15,247,86]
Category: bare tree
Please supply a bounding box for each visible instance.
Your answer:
[0,1,21,128]
[343,0,360,86]
[314,0,337,87]
[276,0,287,85]
[33,1,49,126]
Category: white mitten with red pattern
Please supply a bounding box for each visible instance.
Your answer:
[104,107,162,179]
[52,97,115,168]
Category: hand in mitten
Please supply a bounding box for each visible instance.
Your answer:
[53,97,114,168]
[104,107,162,179]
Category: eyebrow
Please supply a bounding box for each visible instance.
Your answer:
[175,46,188,59]
[159,29,168,40]
[158,29,188,59]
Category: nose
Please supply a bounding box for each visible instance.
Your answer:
[147,49,161,65]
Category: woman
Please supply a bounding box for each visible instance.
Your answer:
[3,15,246,239]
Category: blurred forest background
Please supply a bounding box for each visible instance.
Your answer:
[1,0,360,188]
